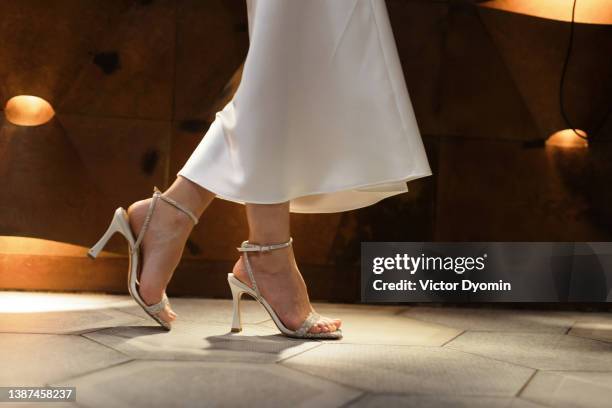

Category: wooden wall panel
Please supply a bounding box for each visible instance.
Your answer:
[1,1,610,301]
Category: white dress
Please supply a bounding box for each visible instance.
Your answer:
[177,0,432,213]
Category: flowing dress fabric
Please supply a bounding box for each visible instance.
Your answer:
[177,0,432,213]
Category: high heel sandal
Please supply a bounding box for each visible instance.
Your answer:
[87,186,199,331]
[227,237,343,339]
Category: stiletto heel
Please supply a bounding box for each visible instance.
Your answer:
[88,186,199,330]
[229,279,244,333]
[227,237,342,339]
[87,208,134,259]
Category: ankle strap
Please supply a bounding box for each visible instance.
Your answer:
[153,186,199,225]
[236,237,293,298]
[237,237,293,252]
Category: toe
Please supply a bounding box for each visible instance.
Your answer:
[322,316,340,331]
[312,317,339,333]
[164,307,177,322]
[320,317,336,332]
[309,324,321,334]
[310,321,330,334]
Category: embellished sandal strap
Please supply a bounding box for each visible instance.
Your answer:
[241,250,261,297]
[294,311,320,337]
[134,186,198,249]
[236,237,293,298]
[236,237,293,253]
[153,186,199,225]
[143,293,169,315]
[134,189,161,249]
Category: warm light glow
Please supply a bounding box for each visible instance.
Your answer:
[4,95,55,126]
[0,236,122,257]
[480,0,612,25]
[0,291,132,313]
[546,129,589,148]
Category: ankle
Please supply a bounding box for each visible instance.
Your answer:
[162,180,214,220]
[245,249,292,274]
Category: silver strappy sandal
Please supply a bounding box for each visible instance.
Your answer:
[87,186,199,330]
[228,237,343,339]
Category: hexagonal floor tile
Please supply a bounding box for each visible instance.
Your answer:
[116,298,271,326]
[521,371,612,408]
[0,308,144,335]
[401,306,578,333]
[0,291,142,334]
[311,303,407,316]
[446,332,612,370]
[260,311,461,346]
[9,403,77,408]
[281,344,533,396]
[84,320,321,363]
[54,360,361,408]
[0,333,130,386]
[350,394,545,408]
[569,313,612,343]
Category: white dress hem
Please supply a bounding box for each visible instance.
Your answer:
[177,169,433,214]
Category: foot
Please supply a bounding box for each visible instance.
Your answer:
[232,245,342,334]
[127,195,195,325]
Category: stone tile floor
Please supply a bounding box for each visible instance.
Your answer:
[0,291,611,408]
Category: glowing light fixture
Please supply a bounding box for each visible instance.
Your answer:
[0,237,123,295]
[4,95,55,126]
[546,129,588,148]
[480,0,612,24]
[0,236,122,257]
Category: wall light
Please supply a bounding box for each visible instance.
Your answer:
[546,129,589,148]
[480,0,612,25]
[4,95,55,126]
[0,236,122,257]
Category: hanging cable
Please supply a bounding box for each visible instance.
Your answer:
[558,0,587,140]
[559,0,612,142]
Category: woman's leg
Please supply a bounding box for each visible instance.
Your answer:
[127,175,215,323]
[233,202,342,334]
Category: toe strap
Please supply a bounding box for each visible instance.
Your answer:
[294,312,320,337]
[143,293,169,315]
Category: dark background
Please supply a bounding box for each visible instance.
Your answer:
[1,0,611,302]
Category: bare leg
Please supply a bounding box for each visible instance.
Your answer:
[127,175,215,323]
[232,202,342,334]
